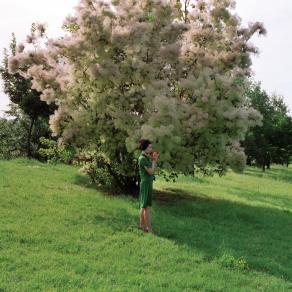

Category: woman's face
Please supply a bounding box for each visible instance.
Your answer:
[145,144,153,154]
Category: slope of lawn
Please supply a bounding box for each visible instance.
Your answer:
[0,158,291,291]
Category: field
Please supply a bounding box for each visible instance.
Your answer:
[0,158,291,291]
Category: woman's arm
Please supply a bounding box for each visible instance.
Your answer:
[144,160,157,175]
[144,152,159,175]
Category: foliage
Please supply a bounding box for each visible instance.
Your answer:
[73,149,139,193]
[0,117,26,159]
[0,103,53,160]
[8,0,266,193]
[216,252,249,270]
[38,137,75,164]
[244,82,292,170]
[0,104,51,160]
[0,33,56,158]
[73,150,115,187]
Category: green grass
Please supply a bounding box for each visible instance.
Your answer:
[0,158,291,291]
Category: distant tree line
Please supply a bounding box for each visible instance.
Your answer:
[243,82,292,171]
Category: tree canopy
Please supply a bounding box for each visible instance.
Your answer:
[8,0,266,192]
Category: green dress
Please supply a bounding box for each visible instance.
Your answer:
[138,152,154,209]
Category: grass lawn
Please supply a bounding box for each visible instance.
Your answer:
[0,158,291,291]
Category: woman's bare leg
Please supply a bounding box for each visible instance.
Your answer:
[146,207,152,232]
[139,208,146,228]
[143,208,147,230]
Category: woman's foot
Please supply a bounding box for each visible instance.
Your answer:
[138,225,147,231]
[138,224,153,233]
[145,227,153,233]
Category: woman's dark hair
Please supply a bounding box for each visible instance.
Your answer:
[139,139,151,151]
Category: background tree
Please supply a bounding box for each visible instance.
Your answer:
[269,95,292,167]
[0,103,52,160]
[0,32,56,158]
[0,111,27,159]
[244,82,292,170]
[8,0,265,194]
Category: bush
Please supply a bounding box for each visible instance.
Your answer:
[0,118,26,159]
[216,251,249,270]
[38,137,75,164]
[73,150,114,187]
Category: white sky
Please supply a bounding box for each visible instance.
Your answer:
[0,0,292,116]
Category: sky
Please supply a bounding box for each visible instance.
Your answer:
[0,0,292,116]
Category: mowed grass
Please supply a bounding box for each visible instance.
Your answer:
[0,158,291,291]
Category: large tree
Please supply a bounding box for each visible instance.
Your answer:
[8,0,264,194]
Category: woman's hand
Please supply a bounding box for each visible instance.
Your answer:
[152,151,159,161]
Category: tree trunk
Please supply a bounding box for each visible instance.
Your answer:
[113,176,139,197]
[105,162,139,197]
[262,163,265,172]
[183,0,190,23]
[122,176,139,197]
[27,114,37,158]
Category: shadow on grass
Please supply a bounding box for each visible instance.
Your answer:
[156,188,292,281]
[73,174,121,197]
[74,172,292,281]
[228,186,292,210]
[92,186,292,282]
[243,166,292,184]
[154,188,210,204]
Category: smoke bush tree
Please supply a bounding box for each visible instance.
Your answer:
[8,0,264,194]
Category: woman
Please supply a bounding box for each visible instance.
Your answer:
[138,139,159,233]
